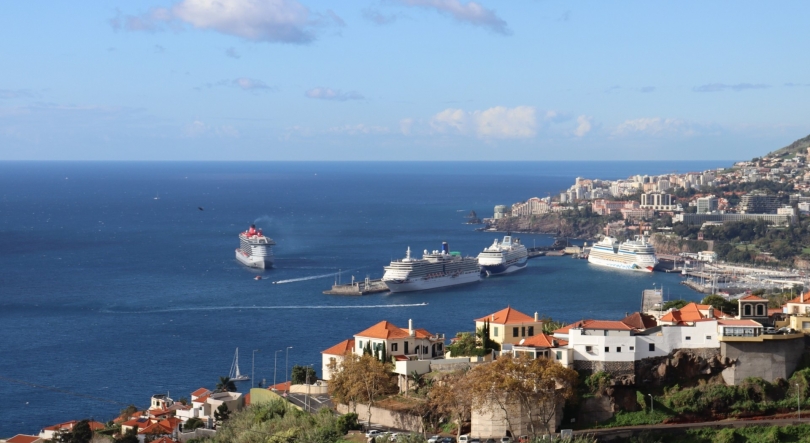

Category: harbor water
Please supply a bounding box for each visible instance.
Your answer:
[0,160,726,436]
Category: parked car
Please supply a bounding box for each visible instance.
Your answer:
[469,439,481,443]
[441,438,457,443]
[517,436,529,443]
[764,327,777,334]
[484,439,496,443]
[500,438,512,443]
[458,435,470,443]
[428,436,441,443]
[366,430,383,438]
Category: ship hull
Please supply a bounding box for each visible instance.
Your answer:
[481,257,528,276]
[587,254,655,272]
[236,249,274,269]
[383,272,481,293]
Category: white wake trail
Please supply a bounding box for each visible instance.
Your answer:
[272,269,352,285]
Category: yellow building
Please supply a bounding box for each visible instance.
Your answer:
[475,306,545,346]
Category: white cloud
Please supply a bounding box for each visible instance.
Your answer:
[111,0,342,44]
[430,106,536,138]
[574,115,592,137]
[305,87,364,101]
[183,120,240,137]
[613,117,691,136]
[328,124,389,135]
[400,0,509,34]
[234,78,270,91]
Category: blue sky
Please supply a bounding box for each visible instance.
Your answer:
[1,0,809,160]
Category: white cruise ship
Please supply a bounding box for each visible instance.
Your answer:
[382,242,481,292]
[235,224,276,269]
[587,236,657,272]
[477,235,528,276]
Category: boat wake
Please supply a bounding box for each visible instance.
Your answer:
[102,303,428,314]
[272,270,351,285]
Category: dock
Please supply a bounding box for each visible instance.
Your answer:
[323,277,389,295]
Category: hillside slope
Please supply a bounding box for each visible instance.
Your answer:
[768,133,810,157]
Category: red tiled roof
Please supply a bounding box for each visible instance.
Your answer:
[123,418,151,428]
[740,294,767,301]
[7,435,41,443]
[661,302,710,323]
[621,312,657,330]
[475,306,536,325]
[268,381,291,391]
[518,333,562,348]
[354,321,432,340]
[43,421,105,432]
[787,293,810,305]
[768,308,783,315]
[191,387,210,398]
[555,319,633,332]
[192,394,210,404]
[322,338,355,355]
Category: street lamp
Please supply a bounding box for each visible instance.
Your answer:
[252,349,260,388]
[305,364,313,413]
[648,394,654,414]
[798,383,802,419]
[285,346,293,392]
[274,350,282,390]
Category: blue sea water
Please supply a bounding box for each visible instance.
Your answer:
[0,160,728,437]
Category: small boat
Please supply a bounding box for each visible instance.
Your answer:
[153,192,160,200]
[229,348,250,381]
[254,275,262,281]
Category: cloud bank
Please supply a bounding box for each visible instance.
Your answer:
[430,106,535,138]
[693,83,770,92]
[305,87,364,101]
[400,0,509,34]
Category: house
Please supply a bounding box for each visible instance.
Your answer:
[553,320,637,375]
[38,421,105,440]
[475,306,545,346]
[4,435,44,443]
[138,417,182,441]
[321,339,354,381]
[657,303,714,326]
[717,319,805,384]
[737,294,769,323]
[509,333,573,368]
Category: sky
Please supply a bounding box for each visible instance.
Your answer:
[1,0,809,161]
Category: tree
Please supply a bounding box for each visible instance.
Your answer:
[291,365,317,385]
[428,371,473,441]
[114,427,139,443]
[184,417,205,431]
[216,375,237,393]
[214,403,231,427]
[662,299,689,311]
[328,353,397,426]
[52,419,94,443]
[701,294,738,315]
[466,354,578,439]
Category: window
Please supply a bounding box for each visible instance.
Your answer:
[756,305,764,316]
[391,343,398,352]
[521,326,526,337]
[513,327,519,337]
[706,336,712,340]
[649,343,655,352]
[585,345,593,352]
[604,347,610,353]
[358,340,363,348]
[556,351,562,360]
[685,336,691,341]
[744,305,752,316]
[616,347,621,353]
[528,326,534,336]
[494,327,499,337]
[629,346,634,351]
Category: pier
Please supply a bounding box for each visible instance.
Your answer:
[323,276,389,295]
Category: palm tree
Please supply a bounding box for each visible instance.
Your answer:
[216,375,237,393]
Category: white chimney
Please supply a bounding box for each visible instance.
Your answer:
[534,312,539,322]
[491,314,495,321]
[409,319,414,336]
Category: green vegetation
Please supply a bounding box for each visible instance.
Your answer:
[662,299,689,311]
[596,409,672,428]
[618,424,810,443]
[216,375,237,393]
[701,295,738,315]
[291,365,317,385]
[446,322,500,358]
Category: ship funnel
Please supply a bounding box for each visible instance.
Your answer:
[442,242,449,254]
[406,247,411,260]
[408,319,414,337]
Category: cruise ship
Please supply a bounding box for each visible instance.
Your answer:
[235,224,276,269]
[587,236,657,272]
[477,235,528,276]
[382,242,481,292]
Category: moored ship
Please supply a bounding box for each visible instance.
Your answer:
[235,224,275,269]
[587,235,657,272]
[382,242,481,292]
[477,235,528,276]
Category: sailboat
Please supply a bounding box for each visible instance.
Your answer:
[229,348,250,381]
[153,192,160,200]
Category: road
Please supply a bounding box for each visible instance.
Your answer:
[574,416,808,440]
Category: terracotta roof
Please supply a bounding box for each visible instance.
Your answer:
[354,321,432,340]
[740,294,768,301]
[322,338,355,355]
[620,312,657,330]
[269,381,291,391]
[556,319,633,332]
[660,302,710,323]
[191,387,210,398]
[43,421,105,432]
[475,306,536,325]
[768,308,784,315]
[517,333,563,348]
[7,435,42,443]
[192,394,210,404]
[123,418,151,428]
[718,319,763,326]
[787,293,810,305]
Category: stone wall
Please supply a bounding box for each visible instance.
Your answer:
[573,360,634,378]
[721,337,805,385]
[634,348,725,387]
[471,397,561,439]
[336,403,422,432]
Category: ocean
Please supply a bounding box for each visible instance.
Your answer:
[0,160,727,437]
